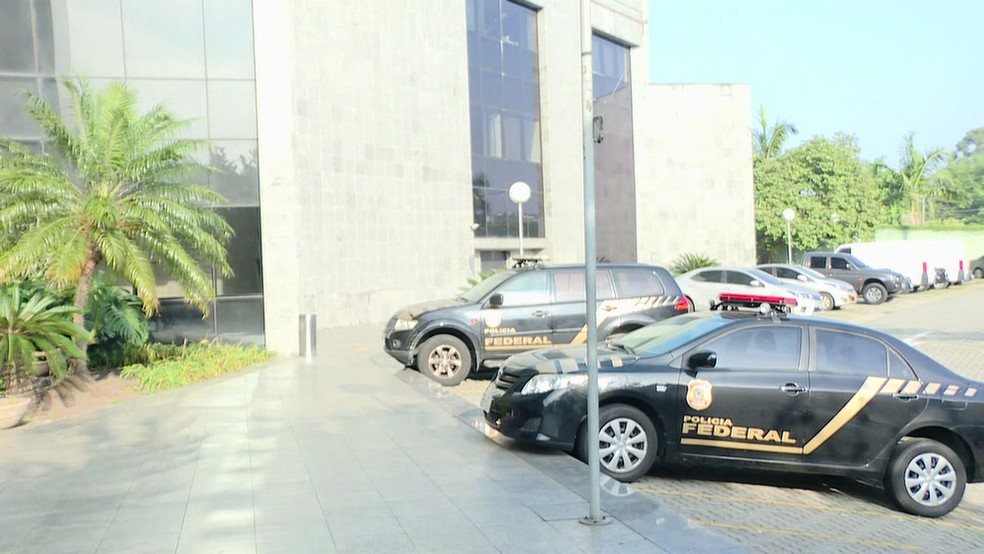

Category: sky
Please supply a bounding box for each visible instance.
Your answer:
[647,0,984,167]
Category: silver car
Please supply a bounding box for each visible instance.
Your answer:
[676,266,823,315]
[756,263,858,311]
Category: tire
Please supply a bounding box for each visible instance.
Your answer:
[884,438,966,518]
[974,268,983,279]
[577,404,658,482]
[416,335,472,386]
[819,292,835,311]
[862,282,888,304]
[685,296,697,312]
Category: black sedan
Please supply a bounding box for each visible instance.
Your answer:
[481,311,984,517]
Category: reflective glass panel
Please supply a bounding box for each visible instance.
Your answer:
[0,78,41,139]
[209,140,259,206]
[34,0,55,74]
[214,207,262,295]
[203,0,255,79]
[207,80,257,139]
[149,298,216,344]
[0,1,36,72]
[215,296,264,346]
[63,0,126,78]
[122,0,206,78]
[127,79,209,139]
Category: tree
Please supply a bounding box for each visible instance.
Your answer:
[753,106,799,164]
[0,79,233,371]
[897,133,950,225]
[935,127,984,223]
[754,135,882,262]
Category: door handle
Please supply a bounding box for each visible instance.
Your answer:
[780,383,806,395]
[601,305,617,312]
[893,393,918,401]
[531,310,547,317]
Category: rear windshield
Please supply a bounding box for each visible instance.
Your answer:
[615,314,732,356]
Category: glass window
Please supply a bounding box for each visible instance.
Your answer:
[122,0,206,79]
[149,298,216,344]
[702,327,803,371]
[775,267,799,280]
[207,80,257,139]
[215,296,264,346]
[34,0,55,74]
[692,270,724,283]
[888,350,916,380]
[613,269,664,297]
[215,207,262,295]
[209,140,259,206]
[725,271,756,286]
[0,1,36,72]
[0,78,41,139]
[63,0,126,77]
[815,330,888,376]
[831,257,850,270]
[808,256,826,269]
[127,79,209,139]
[496,271,549,307]
[204,0,255,79]
[552,270,614,302]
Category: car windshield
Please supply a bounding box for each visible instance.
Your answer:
[745,268,784,286]
[458,271,515,302]
[615,315,732,356]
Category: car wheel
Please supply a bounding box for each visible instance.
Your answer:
[884,438,966,518]
[862,282,888,304]
[416,335,472,386]
[685,296,697,312]
[819,292,835,311]
[578,404,658,482]
[974,268,983,279]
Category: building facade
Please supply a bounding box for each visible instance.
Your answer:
[0,0,754,355]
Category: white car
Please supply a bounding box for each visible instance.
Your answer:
[756,263,858,311]
[677,266,823,315]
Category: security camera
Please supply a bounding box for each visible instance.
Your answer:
[470,223,480,231]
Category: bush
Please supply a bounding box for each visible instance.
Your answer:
[120,341,271,391]
[671,252,719,275]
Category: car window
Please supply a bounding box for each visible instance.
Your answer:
[613,268,665,297]
[888,350,916,380]
[691,270,724,283]
[700,326,803,371]
[830,257,850,270]
[552,270,615,302]
[758,267,777,277]
[496,272,549,307]
[815,329,888,376]
[776,267,799,280]
[459,271,514,302]
[808,256,827,269]
[724,271,755,286]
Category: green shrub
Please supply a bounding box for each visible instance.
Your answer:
[120,341,272,391]
[671,252,719,275]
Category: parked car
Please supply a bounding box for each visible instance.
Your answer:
[481,310,984,517]
[801,252,908,304]
[971,255,984,280]
[676,267,822,315]
[383,263,688,386]
[836,241,968,290]
[756,263,857,311]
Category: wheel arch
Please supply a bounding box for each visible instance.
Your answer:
[902,426,977,482]
[576,393,667,458]
[861,278,887,289]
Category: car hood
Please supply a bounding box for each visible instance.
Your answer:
[393,298,467,319]
[502,344,640,375]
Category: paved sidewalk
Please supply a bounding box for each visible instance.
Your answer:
[0,325,741,553]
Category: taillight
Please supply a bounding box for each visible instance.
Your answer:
[675,297,690,312]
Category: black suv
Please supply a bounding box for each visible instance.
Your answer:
[383,264,688,385]
[801,252,907,304]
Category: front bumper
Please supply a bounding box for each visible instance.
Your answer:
[482,381,583,451]
[382,327,415,365]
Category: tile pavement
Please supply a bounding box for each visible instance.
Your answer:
[0,325,742,553]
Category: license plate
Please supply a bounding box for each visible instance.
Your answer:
[480,386,496,413]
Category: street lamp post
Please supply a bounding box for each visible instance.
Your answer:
[782,208,796,263]
[509,181,531,257]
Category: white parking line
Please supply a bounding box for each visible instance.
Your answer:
[901,331,932,345]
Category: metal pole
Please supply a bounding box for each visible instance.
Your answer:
[578,0,607,527]
[518,203,524,257]
[786,220,792,264]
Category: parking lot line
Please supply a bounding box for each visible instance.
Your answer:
[636,487,984,532]
[691,520,924,552]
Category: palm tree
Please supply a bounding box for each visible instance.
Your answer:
[0,78,233,371]
[753,106,798,164]
[898,133,950,224]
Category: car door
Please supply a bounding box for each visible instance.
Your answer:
[675,324,809,461]
[481,271,554,358]
[549,269,616,345]
[801,327,928,466]
[806,255,833,278]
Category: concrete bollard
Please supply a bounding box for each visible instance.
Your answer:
[299,314,317,361]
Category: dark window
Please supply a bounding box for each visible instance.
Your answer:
[830,257,850,270]
[775,267,799,280]
[815,330,888,376]
[725,271,756,286]
[692,270,724,283]
[701,327,803,371]
[551,270,615,302]
[613,268,664,297]
[889,350,916,380]
[496,271,549,307]
[808,256,827,269]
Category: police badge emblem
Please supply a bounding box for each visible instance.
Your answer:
[686,379,713,411]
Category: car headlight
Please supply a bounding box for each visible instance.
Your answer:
[393,318,418,332]
[520,374,588,395]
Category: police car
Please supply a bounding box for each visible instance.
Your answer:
[481,306,984,517]
[383,263,688,386]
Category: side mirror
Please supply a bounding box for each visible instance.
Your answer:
[796,274,808,282]
[488,293,503,308]
[749,280,762,287]
[688,350,717,369]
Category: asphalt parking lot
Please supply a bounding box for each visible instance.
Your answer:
[450,281,984,554]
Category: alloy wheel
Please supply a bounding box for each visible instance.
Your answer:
[904,452,957,507]
[598,417,648,474]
